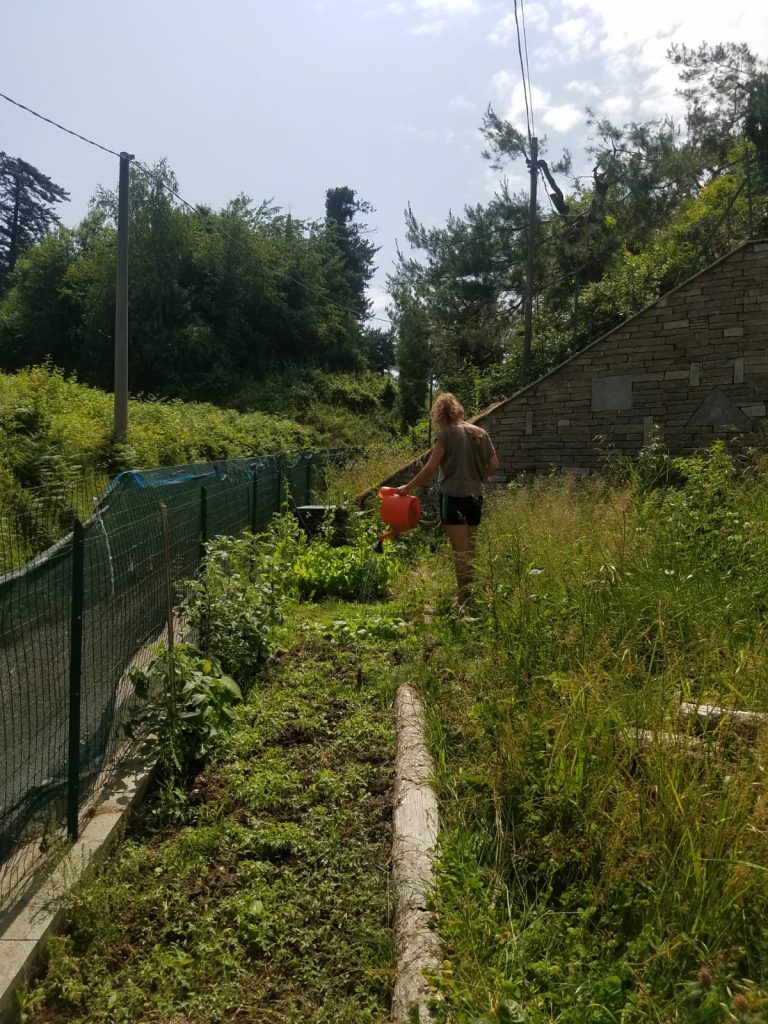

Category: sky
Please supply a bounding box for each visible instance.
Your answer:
[3,0,768,323]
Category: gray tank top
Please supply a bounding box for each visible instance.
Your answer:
[435,423,496,497]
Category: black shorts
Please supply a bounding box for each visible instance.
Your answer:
[440,493,484,526]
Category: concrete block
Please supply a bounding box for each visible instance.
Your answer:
[524,411,534,436]
[557,418,571,427]
[663,319,690,330]
[689,363,701,386]
[688,388,753,430]
[724,326,744,337]
[665,370,690,381]
[734,357,745,384]
[0,941,38,1018]
[643,417,654,444]
[742,404,766,418]
[591,375,633,412]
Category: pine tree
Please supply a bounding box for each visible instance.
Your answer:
[324,186,378,320]
[0,153,69,294]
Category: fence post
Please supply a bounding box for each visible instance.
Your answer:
[251,471,259,533]
[199,485,208,565]
[275,457,283,514]
[306,456,313,505]
[67,519,85,843]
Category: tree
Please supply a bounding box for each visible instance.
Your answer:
[361,325,396,372]
[0,161,379,395]
[668,42,763,162]
[394,298,431,428]
[0,154,69,294]
[324,186,378,320]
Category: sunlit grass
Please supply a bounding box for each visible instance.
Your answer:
[384,462,768,1023]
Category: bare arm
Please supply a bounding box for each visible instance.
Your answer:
[485,452,501,480]
[396,441,445,494]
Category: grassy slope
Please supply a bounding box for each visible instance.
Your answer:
[0,366,312,475]
[0,366,408,571]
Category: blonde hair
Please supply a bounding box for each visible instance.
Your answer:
[431,392,464,430]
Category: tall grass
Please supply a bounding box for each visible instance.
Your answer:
[396,448,768,1022]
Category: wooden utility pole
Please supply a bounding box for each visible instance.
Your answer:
[522,136,538,380]
[114,151,133,439]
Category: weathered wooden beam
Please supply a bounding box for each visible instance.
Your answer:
[678,702,768,741]
[627,728,705,755]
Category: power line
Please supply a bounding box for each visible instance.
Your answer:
[0,90,121,158]
[519,0,535,139]
[512,0,533,147]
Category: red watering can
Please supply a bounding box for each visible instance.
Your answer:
[373,486,421,553]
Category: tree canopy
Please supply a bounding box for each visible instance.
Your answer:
[0,166,381,400]
[0,153,69,295]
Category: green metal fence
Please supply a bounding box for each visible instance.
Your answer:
[0,450,350,914]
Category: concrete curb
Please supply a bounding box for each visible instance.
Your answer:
[392,684,441,1023]
[0,756,155,1022]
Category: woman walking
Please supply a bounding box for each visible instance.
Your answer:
[397,393,500,610]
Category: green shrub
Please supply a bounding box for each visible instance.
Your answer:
[126,644,242,780]
[186,514,305,681]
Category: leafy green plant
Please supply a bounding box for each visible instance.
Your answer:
[126,643,241,784]
[186,513,305,680]
[290,539,394,601]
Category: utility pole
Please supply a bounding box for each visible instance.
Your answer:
[114,151,133,439]
[522,136,538,381]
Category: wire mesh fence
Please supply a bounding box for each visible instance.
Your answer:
[0,449,352,917]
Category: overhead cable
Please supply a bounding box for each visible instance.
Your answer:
[0,90,121,158]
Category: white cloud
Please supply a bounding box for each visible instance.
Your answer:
[368,285,392,321]
[541,103,584,132]
[489,3,548,45]
[552,17,597,60]
[491,71,587,136]
[523,2,549,30]
[492,72,550,124]
[488,12,516,46]
[415,0,477,13]
[555,0,768,121]
[411,18,446,33]
[489,2,766,159]
[566,79,601,96]
[448,94,476,111]
[408,0,479,34]
[392,122,461,144]
[602,94,632,118]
